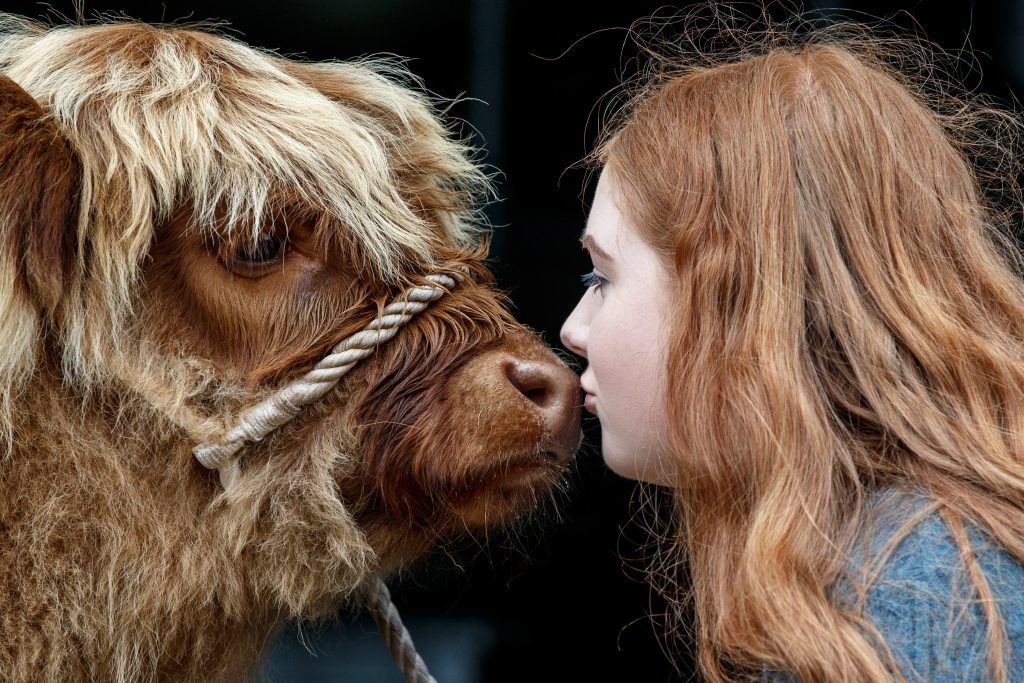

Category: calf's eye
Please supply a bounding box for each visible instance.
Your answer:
[236,233,285,263]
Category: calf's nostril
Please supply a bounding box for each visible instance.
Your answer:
[505,360,558,410]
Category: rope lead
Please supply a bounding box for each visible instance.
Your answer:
[367,576,439,683]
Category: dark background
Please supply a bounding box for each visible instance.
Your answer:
[3,1,1022,681]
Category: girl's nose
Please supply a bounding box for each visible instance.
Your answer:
[560,297,588,359]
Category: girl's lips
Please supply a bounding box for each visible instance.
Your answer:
[583,393,597,415]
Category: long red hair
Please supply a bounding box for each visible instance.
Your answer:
[597,13,1024,682]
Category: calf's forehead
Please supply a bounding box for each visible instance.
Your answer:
[0,18,487,281]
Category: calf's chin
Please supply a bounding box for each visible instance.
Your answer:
[345,331,582,568]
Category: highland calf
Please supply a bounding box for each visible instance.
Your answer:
[0,15,580,682]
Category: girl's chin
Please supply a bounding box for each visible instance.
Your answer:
[600,438,673,485]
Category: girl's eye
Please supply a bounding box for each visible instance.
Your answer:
[236,233,286,263]
[580,270,608,291]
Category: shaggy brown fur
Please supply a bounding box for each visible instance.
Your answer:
[0,16,580,682]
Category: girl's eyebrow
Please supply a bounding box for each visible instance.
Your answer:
[581,234,614,262]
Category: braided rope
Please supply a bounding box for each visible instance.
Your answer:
[192,272,459,489]
[191,271,458,682]
[367,576,439,683]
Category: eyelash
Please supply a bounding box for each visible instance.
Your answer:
[580,270,608,290]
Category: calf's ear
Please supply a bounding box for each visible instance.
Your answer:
[0,75,81,394]
[0,75,80,311]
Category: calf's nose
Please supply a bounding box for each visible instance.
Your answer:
[504,358,581,463]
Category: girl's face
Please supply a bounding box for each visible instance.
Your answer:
[560,168,674,485]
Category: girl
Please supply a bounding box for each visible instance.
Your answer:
[561,15,1024,682]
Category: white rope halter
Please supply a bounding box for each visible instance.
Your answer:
[192,269,462,683]
[193,271,460,489]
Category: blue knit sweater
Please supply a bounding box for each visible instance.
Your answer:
[763,488,1024,681]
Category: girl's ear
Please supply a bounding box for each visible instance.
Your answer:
[0,74,81,398]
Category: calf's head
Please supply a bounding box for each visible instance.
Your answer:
[0,15,579,637]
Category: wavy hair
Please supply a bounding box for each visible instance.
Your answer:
[594,9,1024,682]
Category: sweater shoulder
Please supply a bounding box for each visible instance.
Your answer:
[836,488,1024,682]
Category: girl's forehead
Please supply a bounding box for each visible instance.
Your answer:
[584,170,649,265]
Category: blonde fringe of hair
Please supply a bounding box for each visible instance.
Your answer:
[594,4,1024,682]
[0,13,492,441]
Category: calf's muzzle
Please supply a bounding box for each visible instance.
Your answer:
[503,356,581,463]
